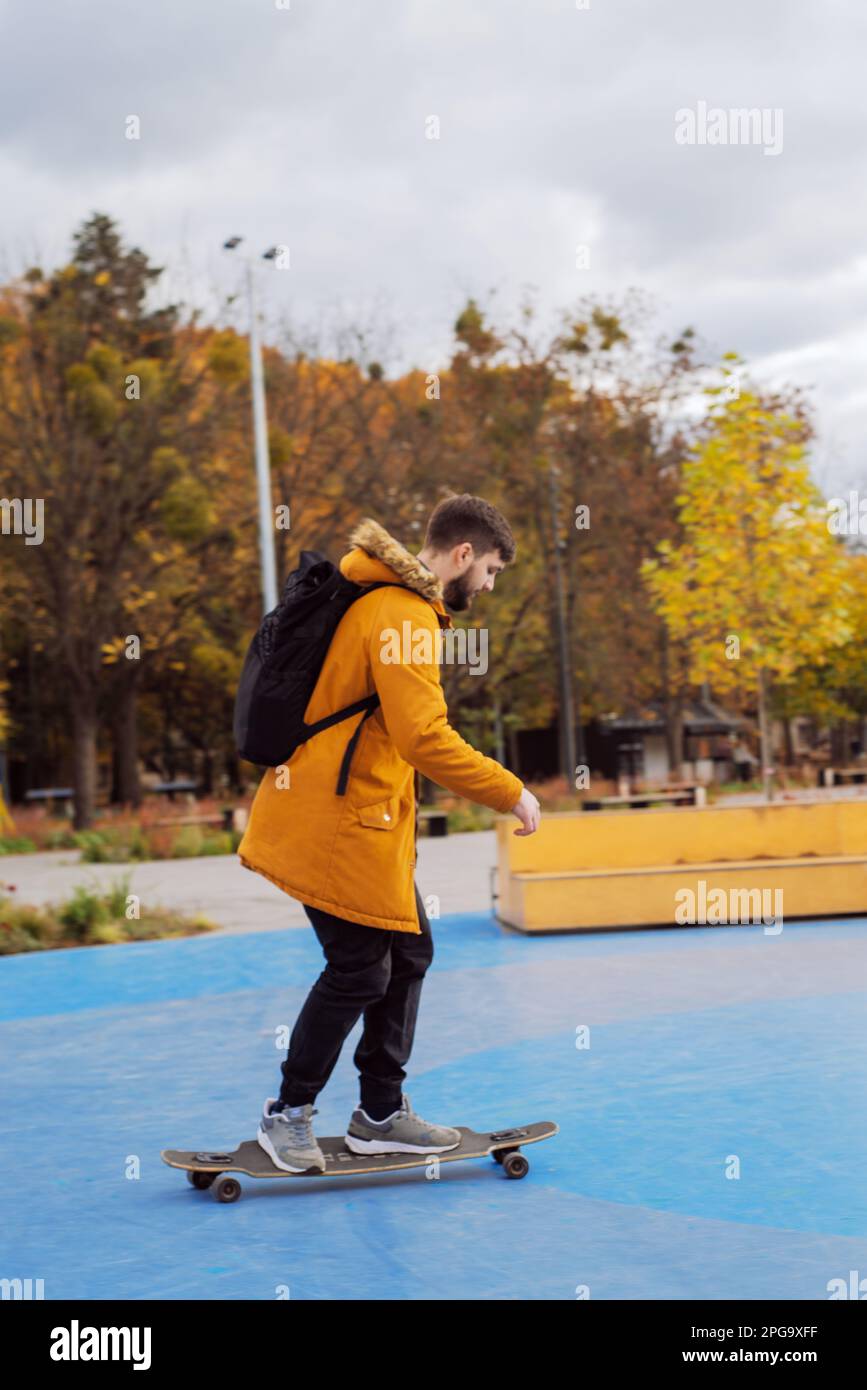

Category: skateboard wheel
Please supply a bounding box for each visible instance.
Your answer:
[212,1176,241,1203]
[189,1170,216,1190]
[503,1152,529,1179]
[493,1146,518,1165]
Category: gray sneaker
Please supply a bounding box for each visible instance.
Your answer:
[257,1098,326,1173]
[345,1093,461,1155]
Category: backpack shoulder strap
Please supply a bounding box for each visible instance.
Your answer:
[304,579,429,794]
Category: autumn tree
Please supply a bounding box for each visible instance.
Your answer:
[0,213,218,825]
[642,365,853,798]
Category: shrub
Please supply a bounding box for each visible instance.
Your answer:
[144,825,177,859]
[97,874,134,921]
[77,826,151,862]
[0,923,45,955]
[59,885,112,940]
[445,805,496,833]
[171,825,204,858]
[76,831,114,863]
[43,828,80,850]
[0,879,216,954]
[86,922,128,945]
[200,831,233,856]
[0,900,61,954]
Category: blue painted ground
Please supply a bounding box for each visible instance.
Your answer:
[1,912,866,1300]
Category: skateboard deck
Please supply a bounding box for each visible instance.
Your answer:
[162,1121,558,1201]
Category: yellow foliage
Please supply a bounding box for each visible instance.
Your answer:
[643,383,852,696]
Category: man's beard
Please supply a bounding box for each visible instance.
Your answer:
[442,571,474,612]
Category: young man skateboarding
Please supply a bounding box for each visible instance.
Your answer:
[238,493,541,1172]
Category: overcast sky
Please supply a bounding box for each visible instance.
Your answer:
[1,0,865,491]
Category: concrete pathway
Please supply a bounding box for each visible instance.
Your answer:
[0,830,500,933]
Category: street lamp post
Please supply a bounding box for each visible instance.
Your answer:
[223,237,279,614]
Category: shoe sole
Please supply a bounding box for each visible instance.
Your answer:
[256,1125,326,1174]
[344,1133,462,1155]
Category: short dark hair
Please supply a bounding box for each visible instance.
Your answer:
[424,494,516,563]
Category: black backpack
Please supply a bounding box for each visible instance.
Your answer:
[233,550,415,793]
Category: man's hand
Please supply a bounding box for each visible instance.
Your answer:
[511,787,541,836]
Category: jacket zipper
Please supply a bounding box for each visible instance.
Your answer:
[412,769,419,868]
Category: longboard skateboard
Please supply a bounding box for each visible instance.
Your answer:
[162,1121,558,1202]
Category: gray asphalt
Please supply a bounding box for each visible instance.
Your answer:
[0,830,501,933]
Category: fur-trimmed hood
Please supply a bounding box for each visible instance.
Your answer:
[341,517,446,606]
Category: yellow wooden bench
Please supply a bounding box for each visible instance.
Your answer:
[494,801,867,932]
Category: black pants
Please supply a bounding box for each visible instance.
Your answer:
[277,884,434,1113]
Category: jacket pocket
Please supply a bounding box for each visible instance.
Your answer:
[357,796,401,829]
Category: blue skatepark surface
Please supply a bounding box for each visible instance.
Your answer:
[2,909,866,1300]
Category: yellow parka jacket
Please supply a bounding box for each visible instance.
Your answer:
[237,518,524,933]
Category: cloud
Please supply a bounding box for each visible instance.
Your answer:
[1,0,864,485]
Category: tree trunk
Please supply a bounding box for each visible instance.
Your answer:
[756,668,774,801]
[664,693,685,780]
[547,466,576,787]
[71,690,99,829]
[507,724,521,780]
[660,630,684,779]
[566,551,585,768]
[225,750,243,796]
[163,704,177,783]
[200,748,214,797]
[112,676,141,807]
[493,696,505,766]
[783,716,795,767]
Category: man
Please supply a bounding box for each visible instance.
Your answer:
[238,493,541,1172]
